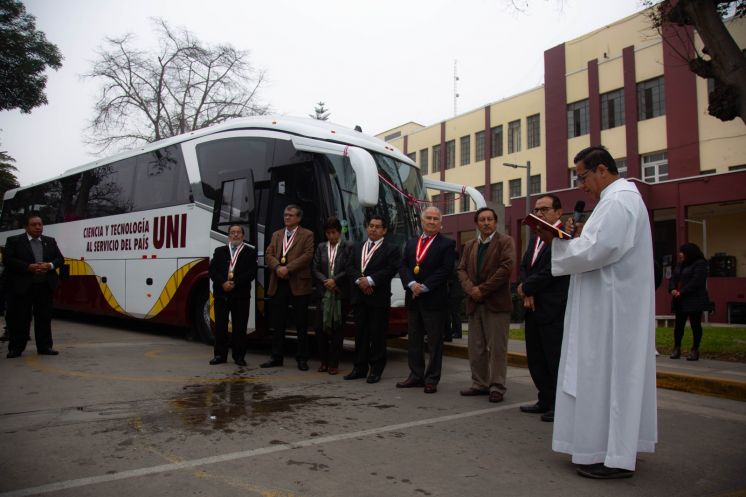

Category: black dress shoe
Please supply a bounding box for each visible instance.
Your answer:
[576,463,634,479]
[396,378,424,388]
[520,403,550,414]
[234,358,247,367]
[344,370,367,380]
[424,383,437,394]
[297,360,309,371]
[366,374,381,384]
[6,350,21,359]
[260,359,283,368]
[540,410,555,422]
[209,356,227,365]
[37,349,59,356]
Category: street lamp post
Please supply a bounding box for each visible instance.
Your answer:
[503,161,531,242]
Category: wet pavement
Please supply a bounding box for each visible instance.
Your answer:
[0,317,745,497]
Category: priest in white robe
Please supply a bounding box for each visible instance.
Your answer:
[536,146,657,479]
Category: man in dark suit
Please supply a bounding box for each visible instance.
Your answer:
[518,194,570,422]
[5,212,65,358]
[396,206,456,394]
[208,224,258,367]
[261,204,315,370]
[344,215,400,384]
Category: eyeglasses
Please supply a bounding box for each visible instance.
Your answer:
[531,207,554,215]
[576,169,593,184]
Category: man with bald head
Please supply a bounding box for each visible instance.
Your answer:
[397,206,456,394]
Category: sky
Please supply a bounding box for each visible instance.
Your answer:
[1,0,646,186]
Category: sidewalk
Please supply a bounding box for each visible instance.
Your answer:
[389,334,746,402]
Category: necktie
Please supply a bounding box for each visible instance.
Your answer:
[368,241,374,251]
[31,238,43,262]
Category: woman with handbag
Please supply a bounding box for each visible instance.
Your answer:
[669,243,709,361]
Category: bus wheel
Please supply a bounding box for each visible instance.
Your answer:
[192,287,214,345]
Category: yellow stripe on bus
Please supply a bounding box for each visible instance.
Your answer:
[64,258,125,314]
[144,259,203,319]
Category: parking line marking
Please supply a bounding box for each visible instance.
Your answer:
[0,401,524,497]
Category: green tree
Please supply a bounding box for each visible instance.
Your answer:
[647,1,746,124]
[85,19,268,153]
[0,0,63,113]
[310,101,331,121]
[0,148,20,198]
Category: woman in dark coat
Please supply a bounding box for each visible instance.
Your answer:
[312,217,352,374]
[669,243,709,361]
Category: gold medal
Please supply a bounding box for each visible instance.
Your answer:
[228,271,234,280]
[280,256,286,264]
[414,265,420,275]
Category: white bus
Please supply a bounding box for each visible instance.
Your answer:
[0,116,484,343]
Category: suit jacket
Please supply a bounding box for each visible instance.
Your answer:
[312,240,352,300]
[669,259,709,313]
[265,226,314,296]
[399,234,456,311]
[457,233,514,314]
[349,238,401,308]
[209,243,258,300]
[4,233,65,295]
[518,234,570,324]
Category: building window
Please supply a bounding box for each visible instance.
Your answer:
[509,178,522,199]
[569,169,578,187]
[384,131,401,142]
[432,144,441,173]
[616,158,628,178]
[508,120,521,154]
[490,125,503,157]
[567,99,589,138]
[527,114,540,148]
[460,191,471,212]
[601,89,625,129]
[490,182,503,205]
[407,152,416,163]
[642,151,668,183]
[431,193,440,206]
[638,77,665,120]
[445,140,455,170]
[475,131,485,162]
[419,148,428,175]
[529,174,541,195]
[460,135,470,166]
[443,192,455,215]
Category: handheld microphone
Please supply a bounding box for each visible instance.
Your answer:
[571,201,585,236]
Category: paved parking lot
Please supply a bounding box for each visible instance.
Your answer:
[1,317,745,497]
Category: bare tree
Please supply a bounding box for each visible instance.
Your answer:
[648,1,745,124]
[85,18,268,153]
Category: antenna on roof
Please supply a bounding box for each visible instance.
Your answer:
[354,125,363,132]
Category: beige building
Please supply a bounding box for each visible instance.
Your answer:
[378,8,746,323]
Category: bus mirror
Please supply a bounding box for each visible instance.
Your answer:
[346,147,379,207]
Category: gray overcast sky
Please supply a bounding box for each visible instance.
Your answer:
[1,0,644,186]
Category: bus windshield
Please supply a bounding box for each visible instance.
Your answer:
[322,152,423,248]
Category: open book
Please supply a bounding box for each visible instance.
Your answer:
[523,213,573,239]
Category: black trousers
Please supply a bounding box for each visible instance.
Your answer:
[316,301,349,369]
[270,280,309,362]
[406,307,445,385]
[524,312,563,409]
[674,310,703,349]
[213,294,251,361]
[352,303,389,376]
[8,283,54,354]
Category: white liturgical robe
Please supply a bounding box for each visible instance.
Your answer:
[550,178,657,471]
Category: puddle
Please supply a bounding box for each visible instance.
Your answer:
[168,382,337,432]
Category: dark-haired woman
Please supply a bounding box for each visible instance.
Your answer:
[669,243,709,361]
[312,217,352,374]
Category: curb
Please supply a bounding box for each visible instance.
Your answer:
[388,338,746,402]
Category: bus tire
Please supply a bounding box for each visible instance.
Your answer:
[192,286,214,345]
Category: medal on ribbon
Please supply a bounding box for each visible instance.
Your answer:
[328,241,338,275]
[414,234,437,276]
[228,243,244,280]
[281,228,297,265]
[360,239,382,276]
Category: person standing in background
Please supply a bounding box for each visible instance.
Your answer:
[669,243,709,361]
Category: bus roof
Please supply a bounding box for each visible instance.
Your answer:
[7,116,415,197]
